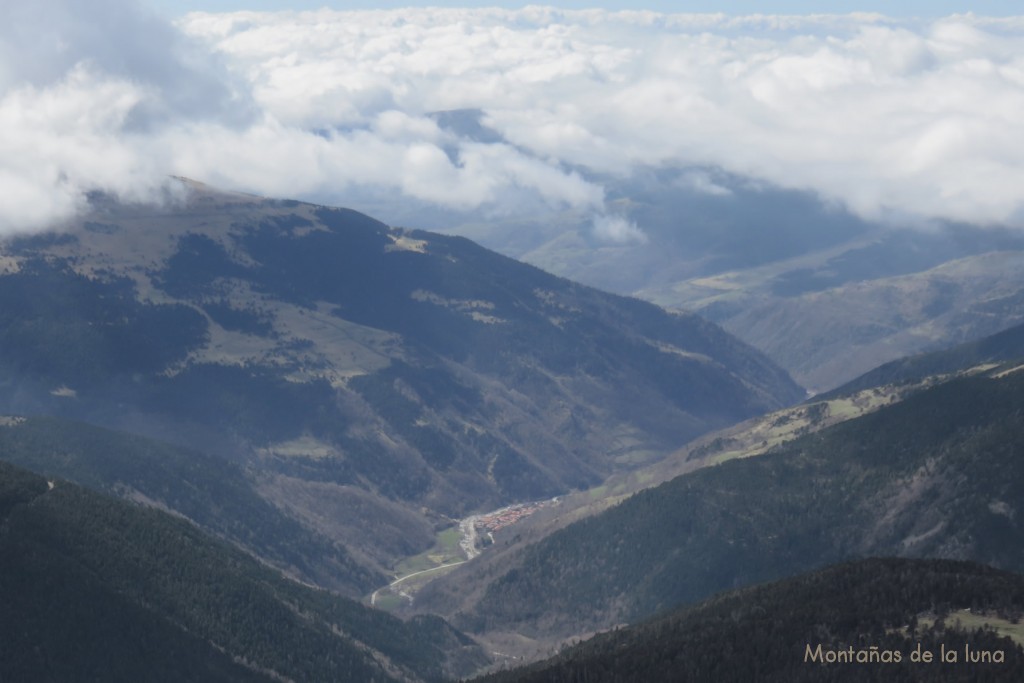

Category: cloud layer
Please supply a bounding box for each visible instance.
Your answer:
[2,4,1024,233]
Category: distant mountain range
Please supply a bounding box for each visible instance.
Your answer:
[374,119,1024,394]
[0,180,802,587]
[822,319,1024,399]
[528,206,1024,393]
[689,248,1024,393]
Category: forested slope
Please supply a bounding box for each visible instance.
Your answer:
[0,460,486,682]
[0,415,381,595]
[477,558,1024,682]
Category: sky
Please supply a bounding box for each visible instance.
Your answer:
[2,0,1023,236]
[144,1,1023,18]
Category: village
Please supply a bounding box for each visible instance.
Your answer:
[472,498,559,545]
[372,496,563,608]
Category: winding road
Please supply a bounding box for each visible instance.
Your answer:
[370,561,466,606]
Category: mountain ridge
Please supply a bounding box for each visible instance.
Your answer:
[0,180,803,586]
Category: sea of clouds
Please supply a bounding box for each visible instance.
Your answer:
[2,1,1023,236]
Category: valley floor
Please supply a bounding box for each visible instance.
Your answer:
[369,497,560,610]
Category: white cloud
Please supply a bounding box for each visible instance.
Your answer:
[592,214,647,244]
[175,8,1024,227]
[2,4,1024,233]
[676,169,733,196]
[0,64,170,232]
[0,0,251,231]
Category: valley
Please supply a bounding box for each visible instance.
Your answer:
[0,181,803,588]
[2,181,1024,681]
[371,346,1024,654]
[403,355,1024,662]
[370,497,561,610]
[6,3,1024,680]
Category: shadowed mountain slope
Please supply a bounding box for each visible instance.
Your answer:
[476,558,1024,683]
[0,460,487,682]
[0,181,802,577]
[0,415,380,595]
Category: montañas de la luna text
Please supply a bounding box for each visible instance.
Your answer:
[805,643,1006,664]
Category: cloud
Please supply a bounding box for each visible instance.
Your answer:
[675,169,733,196]
[592,214,648,244]
[175,9,1024,228]
[1,0,250,126]
[0,63,173,232]
[0,0,252,231]
[2,4,1023,234]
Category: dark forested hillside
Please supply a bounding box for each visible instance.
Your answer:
[0,460,486,682]
[476,558,1024,683]
[0,415,380,595]
[425,367,1024,641]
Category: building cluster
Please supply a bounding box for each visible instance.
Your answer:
[474,499,556,535]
